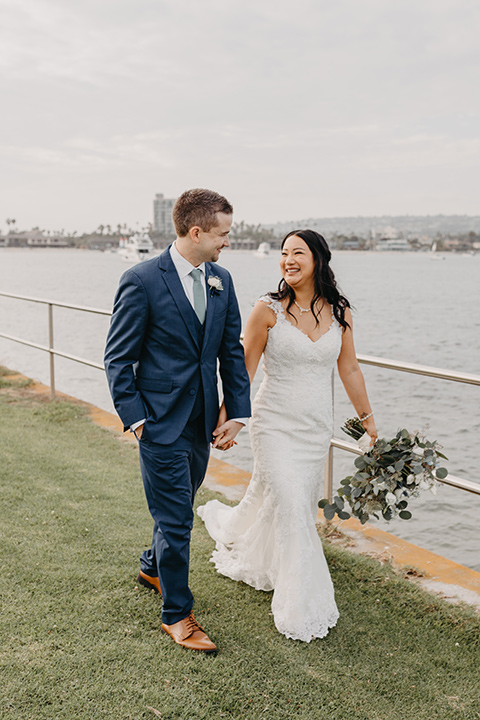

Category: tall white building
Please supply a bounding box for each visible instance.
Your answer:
[153,193,176,235]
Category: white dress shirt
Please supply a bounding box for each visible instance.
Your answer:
[169,240,207,310]
[131,242,246,433]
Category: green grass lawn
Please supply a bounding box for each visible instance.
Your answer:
[0,368,479,720]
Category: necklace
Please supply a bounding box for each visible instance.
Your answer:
[294,300,311,314]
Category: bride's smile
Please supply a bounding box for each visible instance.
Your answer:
[280,235,315,288]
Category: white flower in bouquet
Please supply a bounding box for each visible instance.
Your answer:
[385,492,397,507]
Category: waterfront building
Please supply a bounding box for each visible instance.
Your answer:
[153,193,176,236]
[0,229,68,248]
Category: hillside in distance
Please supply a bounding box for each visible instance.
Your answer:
[266,214,480,239]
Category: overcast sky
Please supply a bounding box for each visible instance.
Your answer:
[1,0,479,233]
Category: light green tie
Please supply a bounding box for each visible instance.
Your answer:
[190,268,206,324]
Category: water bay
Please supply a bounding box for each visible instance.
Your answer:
[0,247,479,570]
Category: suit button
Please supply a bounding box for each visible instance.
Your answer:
[189,389,196,396]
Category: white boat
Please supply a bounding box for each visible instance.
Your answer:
[118,234,156,263]
[254,241,270,257]
[376,238,410,251]
[430,241,445,260]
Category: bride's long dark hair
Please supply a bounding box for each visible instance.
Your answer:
[269,229,351,330]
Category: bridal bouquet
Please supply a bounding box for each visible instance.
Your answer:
[319,418,448,525]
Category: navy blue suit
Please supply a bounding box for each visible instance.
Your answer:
[104,246,251,623]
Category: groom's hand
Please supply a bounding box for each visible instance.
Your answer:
[134,423,144,440]
[212,420,243,451]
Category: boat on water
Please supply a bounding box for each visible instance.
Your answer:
[254,242,270,257]
[118,234,156,263]
[430,241,446,260]
[376,238,411,251]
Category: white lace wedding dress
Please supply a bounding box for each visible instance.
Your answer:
[198,296,341,641]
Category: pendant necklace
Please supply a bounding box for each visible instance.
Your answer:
[294,300,311,314]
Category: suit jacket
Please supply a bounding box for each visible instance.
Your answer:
[104,246,251,444]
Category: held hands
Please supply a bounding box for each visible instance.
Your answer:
[212,410,243,451]
[212,420,242,451]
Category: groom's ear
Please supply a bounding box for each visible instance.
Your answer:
[189,226,202,244]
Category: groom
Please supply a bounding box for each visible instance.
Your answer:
[104,189,251,653]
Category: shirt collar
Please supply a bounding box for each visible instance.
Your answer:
[170,241,206,280]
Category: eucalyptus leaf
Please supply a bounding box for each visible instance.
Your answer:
[399,510,412,520]
[436,467,448,479]
[323,505,337,521]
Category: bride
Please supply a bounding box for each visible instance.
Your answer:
[198,230,377,642]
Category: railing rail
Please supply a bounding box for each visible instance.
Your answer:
[1,290,479,497]
[356,353,480,386]
[0,291,112,316]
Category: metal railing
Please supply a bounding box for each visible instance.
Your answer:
[0,291,110,400]
[1,290,479,498]
[325,357,480,499]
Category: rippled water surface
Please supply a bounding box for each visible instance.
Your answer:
[1,247,479,570]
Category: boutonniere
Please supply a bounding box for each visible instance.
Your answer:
[207,275,224,296]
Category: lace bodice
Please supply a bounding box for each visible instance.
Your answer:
[259,295,342,381]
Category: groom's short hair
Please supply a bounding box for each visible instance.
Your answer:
[172,188,233,237]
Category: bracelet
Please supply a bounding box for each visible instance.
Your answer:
[359,411,374,422]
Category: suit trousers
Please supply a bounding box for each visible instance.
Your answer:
[138,411,210,625]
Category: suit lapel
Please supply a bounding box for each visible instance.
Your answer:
[159,248,202,349]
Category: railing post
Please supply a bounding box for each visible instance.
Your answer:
[324,372,335,502]
[48,303,55,400]
[324,444,334,502]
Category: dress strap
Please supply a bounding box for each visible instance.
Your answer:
[259,295,285,320]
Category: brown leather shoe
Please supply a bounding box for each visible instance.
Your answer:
[136,570,162,595]
[161,612,217,653]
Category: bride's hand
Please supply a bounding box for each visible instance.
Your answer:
[361,416,377,444]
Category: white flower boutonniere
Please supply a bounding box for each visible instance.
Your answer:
[207,276,224,296]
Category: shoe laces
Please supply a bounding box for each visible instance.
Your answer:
[185,612,203,634]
